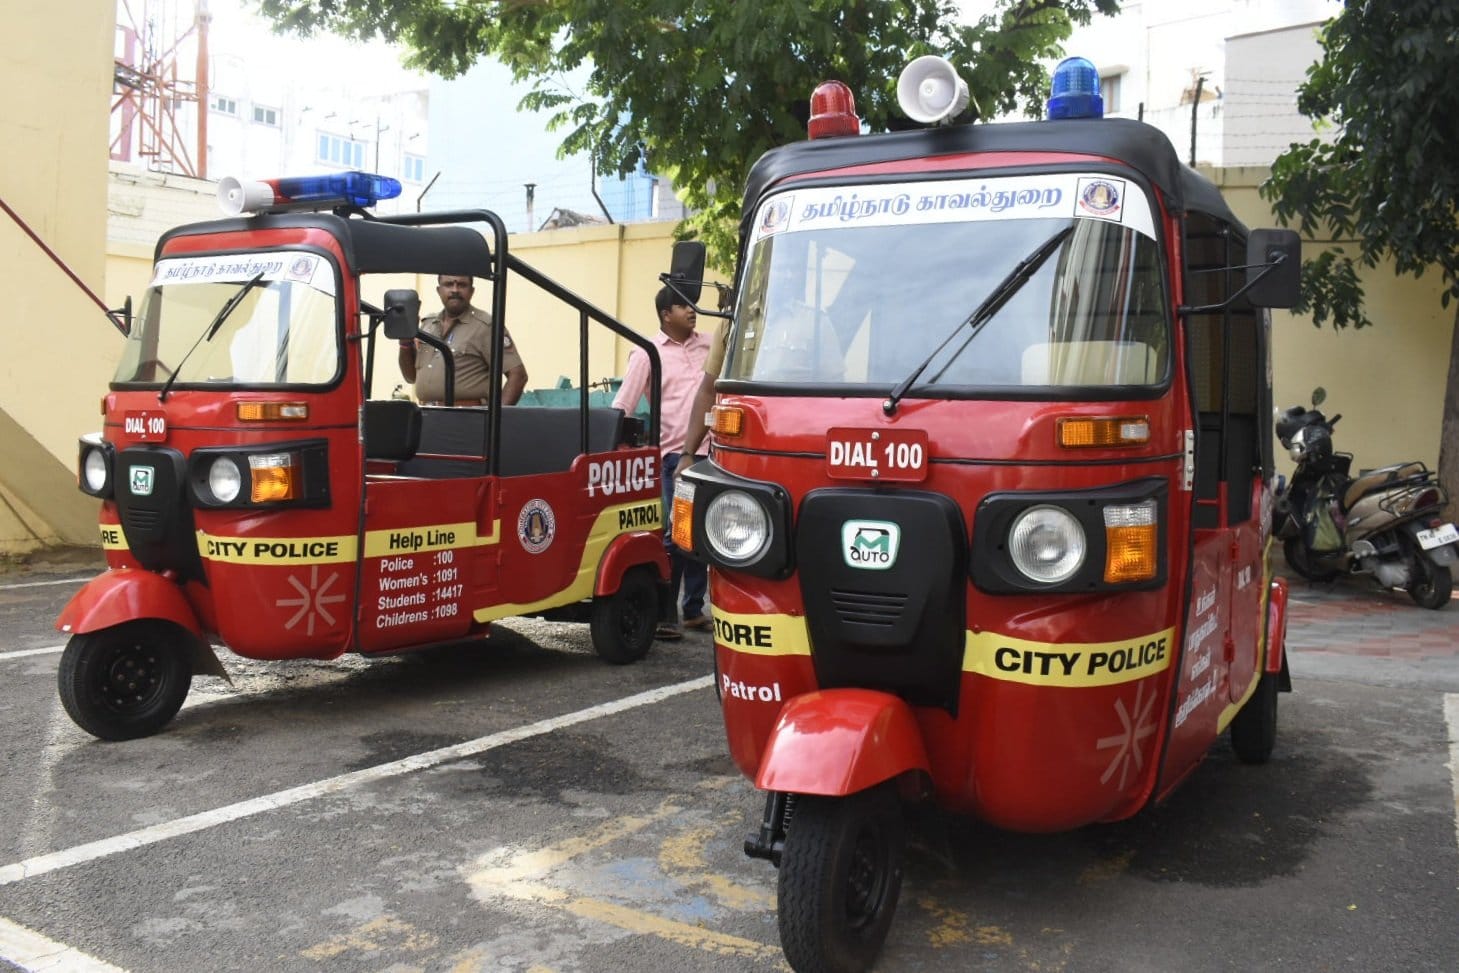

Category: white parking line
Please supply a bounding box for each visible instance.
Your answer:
[0,675,713,887]
[0,916,128,972]
[1446,694,1459,859]
[0,577,91,591]
[0,645,64,662]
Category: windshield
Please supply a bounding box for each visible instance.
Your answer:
[728,173,1170,391]
[114,251,342,387]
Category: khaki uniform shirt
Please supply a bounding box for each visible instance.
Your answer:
[412,306,523,403]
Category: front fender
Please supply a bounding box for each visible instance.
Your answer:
[57,569,203,639]
[594,531,670,596]
[756,689,930,797]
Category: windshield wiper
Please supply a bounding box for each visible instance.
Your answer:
[882,222,1076,416]
[159,273,265,402]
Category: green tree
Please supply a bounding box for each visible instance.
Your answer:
[257,0,1117,261]
[1262,0,1459,516]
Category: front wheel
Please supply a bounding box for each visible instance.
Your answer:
[1283,537,1341,583]
[57,621,193,740]
[777,785,905,973]
[588,566,657,664]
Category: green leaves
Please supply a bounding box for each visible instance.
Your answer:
[256,0,1116,266]
[1262,0,1459,328]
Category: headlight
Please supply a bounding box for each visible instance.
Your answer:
[1008,504,1086,584]
[1288,428,1308,462]
[82,448,109,493]
[704,490,770,564]
[208,457,242,503]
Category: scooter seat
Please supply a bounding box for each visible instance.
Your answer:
[1342,461,1427,510]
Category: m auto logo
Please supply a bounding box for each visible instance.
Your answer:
[130,466,155,497]
[842,520,900,570]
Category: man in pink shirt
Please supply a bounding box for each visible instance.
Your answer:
[613,287,715,640]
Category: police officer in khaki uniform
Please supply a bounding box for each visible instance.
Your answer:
[399,275,528,405]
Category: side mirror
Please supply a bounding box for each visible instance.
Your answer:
[668,241,706,306]
[1245,229,1301,309]
[108,296,132,337]
[382,289,421,340]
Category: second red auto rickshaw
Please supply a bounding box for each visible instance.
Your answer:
[58,173,668,740]
[672,57,1302,972]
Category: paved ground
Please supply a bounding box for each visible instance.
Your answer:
[0,548,1456,972]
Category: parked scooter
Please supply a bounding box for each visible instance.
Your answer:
[1274,389,1459,608]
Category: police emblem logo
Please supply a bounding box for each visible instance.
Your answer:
[1077,178,1123,218]
[759,196,793,235]
[517,498,557,554]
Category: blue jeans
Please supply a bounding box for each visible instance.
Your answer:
[660,452,708,622]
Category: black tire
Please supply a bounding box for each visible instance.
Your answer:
[589,566,657,664]
[1406,551,1453,610]
[57,621,192,741]
[1230,672,1278,764]
[777,786,905,973]
[1283,537,1341,583]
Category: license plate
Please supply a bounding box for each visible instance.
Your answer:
[826,427,928,482]
[123,410,167,442]
[1417,522,1459,550]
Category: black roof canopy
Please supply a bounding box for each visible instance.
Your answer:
[740,117,1241,245]
[155,212,496,279]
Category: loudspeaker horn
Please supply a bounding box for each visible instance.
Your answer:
[217,177,275,216]
[896,55,971,125]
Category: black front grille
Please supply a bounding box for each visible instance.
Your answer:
[797,488,967,713]
[114,447,202,579]
[828,589,909,627]
[123,506,163,533]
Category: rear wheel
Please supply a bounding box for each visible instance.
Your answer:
[1230,671,1278,764]
[57,621,192,741]
[589,566,657,664]
[777,785,905,973]
[1405,543,1453,609]
[1283,537,1340,582]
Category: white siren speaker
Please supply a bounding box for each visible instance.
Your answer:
[217,176,275,216]
[897,55,970,125]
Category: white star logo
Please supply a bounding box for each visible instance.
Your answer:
[275,566,347,635]
[1096,682,1159,789]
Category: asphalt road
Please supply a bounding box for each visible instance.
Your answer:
[1,554,1456,972]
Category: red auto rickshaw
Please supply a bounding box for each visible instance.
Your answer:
[671,57,1301,972]
[58,172,668,740]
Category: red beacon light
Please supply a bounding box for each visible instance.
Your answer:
[217,171,403,216]
[807,81,860,140]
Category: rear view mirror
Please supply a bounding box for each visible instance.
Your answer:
[108,295,132,337]
[1245,229,1301,309]
[667,241,706,306]
[382,289,421,340]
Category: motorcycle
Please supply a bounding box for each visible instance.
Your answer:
[1274,390,1459,608]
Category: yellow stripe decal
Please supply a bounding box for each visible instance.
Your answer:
[473,500,660,623]
[362,520,499,558]
[99,526,127,551]
[706,609,812,657]
[963,627,1175,688]
[196,530,358,565]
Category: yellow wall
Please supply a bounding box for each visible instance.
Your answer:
[0,0,117,553]
[1210,166,1454,477]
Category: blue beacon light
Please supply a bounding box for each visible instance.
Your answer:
[1046,56,1104,120]
[218,171,403,215]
